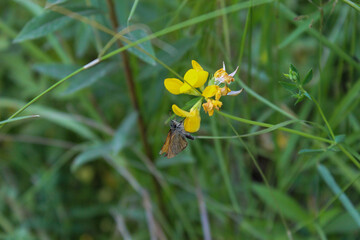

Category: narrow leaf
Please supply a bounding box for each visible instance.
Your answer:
[33,63,79,79]
[302,69,313,85]
[62,61,118,95]
[304,91,312,101]
[334,134,346,144]
[317,164,360,227]
[125,29,156,65]
[253,184,310,222]
[0,115,40,125]
[14,6,99,42]
[127,0,139,22]
[112,112,138,155]
[298,148,326,154]
[294,95,305,105]
[279,81,297,93]
[71,143,112,171]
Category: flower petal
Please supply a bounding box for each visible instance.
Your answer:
[229,66,239,77]
[202,85,219,98]
[172,104,192,117]
[180,69,198,93]
[164,78,183,95]
[192,60,204,71]
[227,88,243,96]
[184,109,201,132]
[193,70,209,88]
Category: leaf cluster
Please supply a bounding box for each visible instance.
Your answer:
[280,64,313,105]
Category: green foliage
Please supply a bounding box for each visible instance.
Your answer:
[14,5,99,42]
[1,0,360,239]
[281,64,313,105]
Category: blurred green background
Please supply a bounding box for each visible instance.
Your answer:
[1,0,360,239]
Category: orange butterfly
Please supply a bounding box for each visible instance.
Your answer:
[159,120,194,158]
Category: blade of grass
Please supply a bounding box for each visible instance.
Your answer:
[0,115,40,125]
[235,79,297,120]
[317,164,360,227]
[278,3,360,71]
[197,119,301,139]
[342,0,360,12]
[217,111,334,144]
[210,116,241,213]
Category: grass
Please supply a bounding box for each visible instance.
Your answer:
[0,0,360,239]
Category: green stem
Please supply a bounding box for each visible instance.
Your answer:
[217,111,334,144]
[311,96,360,168]
[338,145,360,169]
[342,0,360,12]
[312,98,336,140]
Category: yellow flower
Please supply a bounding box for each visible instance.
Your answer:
[202,99,223,117]
[214,62,239,84]
[172,99,202,132]
[202,85,243,101]
[164,60,209,96]
[201,66,243,116]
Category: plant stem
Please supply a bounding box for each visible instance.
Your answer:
[217,111,334,144]
[312,98,336,140]
[338,145,360,169]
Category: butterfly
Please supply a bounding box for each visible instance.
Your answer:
[159,120,194,158]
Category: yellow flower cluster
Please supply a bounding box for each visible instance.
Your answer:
[164,60,243,132]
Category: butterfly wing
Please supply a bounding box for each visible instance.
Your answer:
[166,132,188,158]
[159,130,172,155]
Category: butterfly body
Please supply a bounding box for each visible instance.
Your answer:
[159,120,194,158]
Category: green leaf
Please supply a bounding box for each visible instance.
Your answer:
[252,184,310,222]
[289,64,298,75]
[289,63,300,82]
[298,148,326,154]
[14,6,99,42]
[317,164,360,227]
[125,29,156,65]
[127,0,139,22]
[334,134,346,143]
[138,37,199,80]
[324,208,360,234]
[304,91,312,101]
[71,143,112,172]
[75,23,92,58]
[33,63,79,79]
[294,95,305,105]
[62,61,118,95]
[112,112,138,155]
[0,115,40,125]
[279,81,297,93]
[302,69,313,85]
[183,97,203,111]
